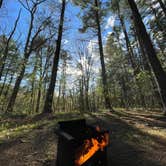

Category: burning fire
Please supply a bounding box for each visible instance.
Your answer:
[75,127,109,166]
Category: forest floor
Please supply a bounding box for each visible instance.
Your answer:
[0,109,166,166]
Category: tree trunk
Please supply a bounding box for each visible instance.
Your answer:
[5,2,41,112]
[6,57,28,112]
[132,26,150,71]
[35,49,43,113]
[128,0,166,114]
[94,0,113,111]
[4,73,14,98]
[120,75,129,109]
[30,51,39,113]
[118,14,138,74]
[0,0,3,8]
[35,87,41,113]
[85,85,89,111]
[157,0,166,16]
[0,63,11,96]
[1,74,14,110]
[79,78,84,112]
[149,3,165,55]
[61,56,67,111]
[56,82,61,112]
[43,0,66,113]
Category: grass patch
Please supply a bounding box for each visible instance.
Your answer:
[0,120,51,143]
[0,111,84,144]
[134,123,166,140]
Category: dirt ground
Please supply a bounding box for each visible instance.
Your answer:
[0,110,166,166]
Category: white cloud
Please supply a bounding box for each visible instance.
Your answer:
[119,32,125,40]
[105,16,116,29]
[87,39,97,51]
[92,65,100,74]
[87,39,99,62]
[79,56,88,66]
[152,1,160,9]
[107,31,113,35]
[63,39,69,44]
[66,65,82,76]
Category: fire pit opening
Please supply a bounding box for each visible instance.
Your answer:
[56,119,109,166]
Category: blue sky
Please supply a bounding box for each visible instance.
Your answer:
[0,0,154,52]
[0,1,28,40]
[0,0,116,88]
[0,0,114,47]
[0,0,155,90]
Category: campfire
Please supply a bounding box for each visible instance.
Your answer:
[56,119,109,166]
[75,131,109,166]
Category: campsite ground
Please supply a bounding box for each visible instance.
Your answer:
[0,109,166,166]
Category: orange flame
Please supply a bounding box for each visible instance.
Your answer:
[75,132,109,166]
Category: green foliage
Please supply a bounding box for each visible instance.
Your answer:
[0,0,165,114]
[74,0,108,33]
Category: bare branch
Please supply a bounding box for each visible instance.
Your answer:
[18,0,30,11]
[25,0,31,11]
[32,31,56,52]
[7,9,22,43]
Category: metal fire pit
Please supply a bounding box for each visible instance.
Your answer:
[56,119,109,166]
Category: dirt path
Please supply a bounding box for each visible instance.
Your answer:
[0,110,166,166]
[89,111,166,166]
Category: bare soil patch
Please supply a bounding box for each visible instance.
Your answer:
[0,110,165,166]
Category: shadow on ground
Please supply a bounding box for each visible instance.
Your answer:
[0,111,166,166]
[88,112,166,166]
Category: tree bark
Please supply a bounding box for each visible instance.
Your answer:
[30,54,38,113]
[6,1,47,112]
[4,73,14,98]
[132,26,150,71]
[118,11,137,73]
[85,85,89,111]
[43,0,66,113]
[56,80,61,112]
[134,26,165,108]
[0,62,11,96]
[35,87,41,113]
[128,0,166,114]
[6,57,29,112]
[0,0,3,8]
[79,78,84,112]
[94,0,113,111]
[6,7,35,112]
[120,74,129,109]
[35,49,43,113]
